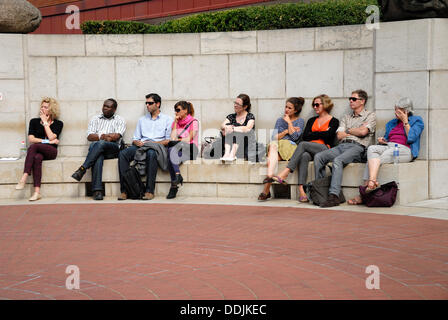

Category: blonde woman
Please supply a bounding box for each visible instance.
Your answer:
[15,97,63,201]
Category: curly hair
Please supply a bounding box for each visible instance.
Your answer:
[40,97,60,120]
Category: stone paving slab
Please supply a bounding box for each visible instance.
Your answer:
[0,202,447,300]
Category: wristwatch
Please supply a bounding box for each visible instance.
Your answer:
[345,128,350,134]
[43,122,49,126]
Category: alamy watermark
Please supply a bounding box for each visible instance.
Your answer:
[65,265,80,290]
[365,265,380,289]
[65,5,80,30]
[365,5,380,30]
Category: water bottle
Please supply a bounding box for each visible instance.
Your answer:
[393,144,399,165]
[19,141,27,159]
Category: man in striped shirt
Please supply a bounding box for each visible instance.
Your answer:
[71,98,126,200]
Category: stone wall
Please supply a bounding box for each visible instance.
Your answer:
[0,19,447,198]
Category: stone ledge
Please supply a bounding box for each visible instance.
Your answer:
[0,157,428,205]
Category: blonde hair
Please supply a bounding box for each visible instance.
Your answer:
[312,94,334,113]
[40,97,60,120]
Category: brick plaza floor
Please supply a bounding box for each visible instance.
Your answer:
[0,203,447,300]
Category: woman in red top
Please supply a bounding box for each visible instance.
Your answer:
[269,94,339,202]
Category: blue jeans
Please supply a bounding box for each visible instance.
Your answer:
[118,145,158,194]
[313,143,364,196]
[82,140,120,191]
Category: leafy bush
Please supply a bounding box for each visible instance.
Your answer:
[81,0,379,34]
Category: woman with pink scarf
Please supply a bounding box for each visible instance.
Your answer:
[166,101,199,199]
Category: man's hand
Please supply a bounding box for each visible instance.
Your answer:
[134,140,144,147]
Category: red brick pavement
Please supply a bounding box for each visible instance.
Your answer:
[0,203,447,300]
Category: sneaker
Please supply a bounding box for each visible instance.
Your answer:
[15,181,26,190]
[166,186,178,199]
[93,191,103,201]
[117,192,127,200]
[320,194,340,208]
[142,192,154,200]
[71,166,86,181]
[29,192,42,201]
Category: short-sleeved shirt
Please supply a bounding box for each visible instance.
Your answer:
[87,113,126,144]
[336,109,376,148]
[133,112,173,142]
[28,118,64,149]
[172,116,199,147]
[226,112,255,129]
[272,117,305,144]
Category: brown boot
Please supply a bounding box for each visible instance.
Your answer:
[117,192,127,201]
[142,192,154,200]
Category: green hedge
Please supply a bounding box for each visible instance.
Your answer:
[81,0,379,34]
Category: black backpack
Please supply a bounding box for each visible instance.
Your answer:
[304,175,346,206]
[122,165,145,199]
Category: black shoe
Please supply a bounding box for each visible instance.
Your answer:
[166,186,178,199]
[320,194,340,208]
[71,166,86,181]
[173,174,183,187]
[93,190,103,200]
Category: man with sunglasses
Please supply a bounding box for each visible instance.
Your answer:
[314,89,376,208]
[71,98,126,200]
[117,93,173,200]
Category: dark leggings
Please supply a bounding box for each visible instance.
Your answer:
[23,143,57,187]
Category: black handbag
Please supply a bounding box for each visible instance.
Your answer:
[304,175,346,206]
[359,181,398,207]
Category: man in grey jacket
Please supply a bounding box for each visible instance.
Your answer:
[118,93,173,200]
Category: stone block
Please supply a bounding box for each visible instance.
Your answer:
[0,80,25,113]
[0,34,23,79]
[61,157,90,182]
[0,184,32,199]
[343,49,373,97]
[340,163,366,187]
[28,57,57,101]
[257,28,314,53]
[0,113,26,158]
[229,53,285,99]
[0,159,25,183]
[173,55,228,100]
[286,51,343,98]
[429,109,448,160]
[429,160,448,199]
[200,99,233,132]
[57,57,115,100]
[187,160,250,183]
[58,145,89,158]
[430,71,448,109]
[375,72,429,110]
[58,101,88,146]
[256,99,284,131]
[315,24,373,50]
[178,183,218,197]
[27,34,85,56]
[376,19,429,72]
[431,19,448,70]
[116,57,172,100]
[39,183,82,198]
[40,159,63,183]
[144,33,200,56]
[217,183,261,198]
[86,34,143,56]
[201,31,256,54]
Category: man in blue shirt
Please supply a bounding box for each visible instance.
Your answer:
[118,93,173,200]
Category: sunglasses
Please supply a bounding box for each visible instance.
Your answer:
[312,103,322,108]
[145,101,156,105]
[174,108,181,112]
[349,97,363,102]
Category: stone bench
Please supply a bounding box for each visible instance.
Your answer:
[0,157,428,205]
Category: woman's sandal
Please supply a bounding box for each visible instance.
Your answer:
[347,196,363,205]
[272,175,287,185]
[365,179,380,193]
[263,177,274,184]
[298,195,309,203]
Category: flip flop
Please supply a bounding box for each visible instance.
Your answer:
[298,196,309,203]
[272,176,287,185]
